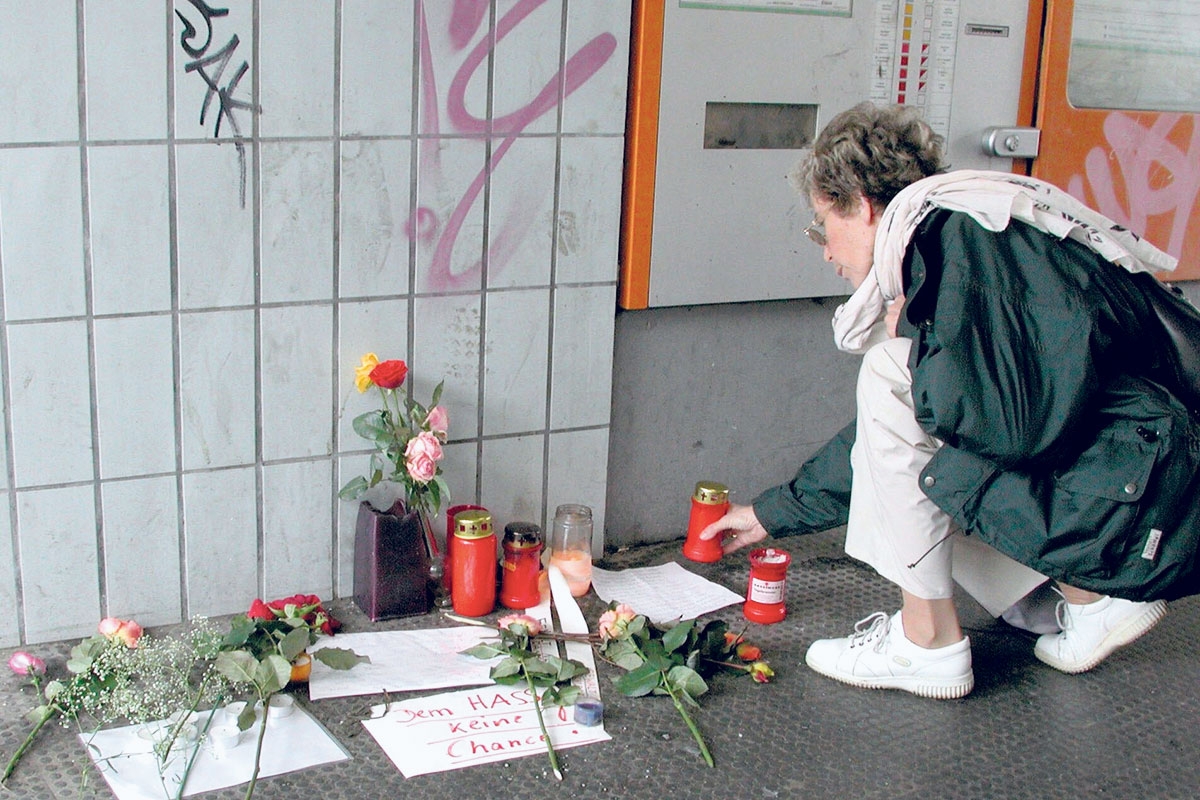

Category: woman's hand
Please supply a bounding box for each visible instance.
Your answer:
[885,293,906,338]
[698,503,768,555]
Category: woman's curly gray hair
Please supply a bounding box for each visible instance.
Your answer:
[790,102,945,214]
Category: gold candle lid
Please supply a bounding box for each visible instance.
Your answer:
[693,481,729,505]
[454,510,494,539]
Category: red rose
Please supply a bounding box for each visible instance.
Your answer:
[369,359,408,389]
[247,599,275,621]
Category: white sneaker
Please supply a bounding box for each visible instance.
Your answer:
[1034,595,1167,674]
[804,611,973,699]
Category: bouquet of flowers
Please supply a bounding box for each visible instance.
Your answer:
[339,353,450,518]
[3,616,230,794]
[596,603,774,767]
[216,595,366,799]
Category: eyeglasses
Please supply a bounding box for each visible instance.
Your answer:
[803,219,827,248]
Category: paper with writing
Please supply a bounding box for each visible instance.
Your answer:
[589,561,744,623]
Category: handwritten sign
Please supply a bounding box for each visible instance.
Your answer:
[362,684,610,777]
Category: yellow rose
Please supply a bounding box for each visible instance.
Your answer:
[354,353,380,393]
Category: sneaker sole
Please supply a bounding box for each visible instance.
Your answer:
[1034,600,1167,674]
[803,653,974,699]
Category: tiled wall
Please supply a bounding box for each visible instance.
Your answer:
[0,0,631,645]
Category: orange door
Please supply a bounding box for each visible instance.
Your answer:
[1030,0,1200,279]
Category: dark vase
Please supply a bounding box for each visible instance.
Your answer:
[353,500,432,620]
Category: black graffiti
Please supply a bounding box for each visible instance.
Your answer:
[176,0,260,206]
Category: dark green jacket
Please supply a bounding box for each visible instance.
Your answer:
[754,210,1200,601]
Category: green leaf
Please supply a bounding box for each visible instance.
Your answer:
[490,657,522,680]
[257,655,292,695]
[352,410,388,440]
[661,619,695,654]
[614,651,646,671]
[279,627,311,661]
[312,647,369,670]
[338,476,369,500]
[556,658,589,682]
[215,650,259,685]
[222,615,256,649]
[667,665,708,703]
[236,704,258,731]
[615,662,664,697]
[461,643,507,660]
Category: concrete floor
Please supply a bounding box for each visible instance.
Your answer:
[2,529,1197,800]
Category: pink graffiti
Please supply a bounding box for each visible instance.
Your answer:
[409,0,618,291]
[1068,112,1200,257]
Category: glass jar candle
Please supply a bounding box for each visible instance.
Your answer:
[548,504,593,597]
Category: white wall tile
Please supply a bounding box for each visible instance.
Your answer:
[172,2,255,141]
[175,142,256,309]
[438,439,480,519]
[336,299,409,455]
[487,136,556,289]
[483,289,549,435]
[263,460,333,599]
[261,305,333,461]
[335,455,363,596]
[7,321,94,487]
[547,427,609,555]
[182,467,258,617]
[0,498,19,646]
[480,435,545,530]
[413,295,482,440]
[19,486,100,643]
[94,316,177,478]
[562,0,632,135]
[101,476,181,626]
[340,0,415,136]
[555,135,624,284]
[339,139,412,299]
[0,1,79,143]
[492,0,563,137]
[88,145,172,315]
[0,148,86,320]
[414,137,487,293]
[83,0,168,141]
[179,310,256,469]
[551,285,616,429]
[259,0,335,138]
[261,141,335,303]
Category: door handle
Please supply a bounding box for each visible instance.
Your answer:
[982,126,1041,159]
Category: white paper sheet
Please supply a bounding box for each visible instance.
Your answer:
[85,703,348,800]
[589,561,744,623]
[306,627,500,700]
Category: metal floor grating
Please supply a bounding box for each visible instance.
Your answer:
[1,528,1196,800]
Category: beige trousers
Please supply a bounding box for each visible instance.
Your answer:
[843,337,1046,616]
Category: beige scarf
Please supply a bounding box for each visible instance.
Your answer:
[831,170,1178,354]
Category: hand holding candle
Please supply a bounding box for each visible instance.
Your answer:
[697,503,768,556]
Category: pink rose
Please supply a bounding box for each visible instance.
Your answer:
[597,603,637,640]
[497,614,542,636]
[426,405,449,439]
[8,652,45,677]
[98,617,143,648]
[404,431,443,484]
